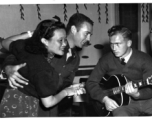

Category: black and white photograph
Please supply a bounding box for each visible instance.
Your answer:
[0,1,152,118]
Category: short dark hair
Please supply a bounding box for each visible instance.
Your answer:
[25,19,66,56]
[66,13,94,35]
[108,25,132,40]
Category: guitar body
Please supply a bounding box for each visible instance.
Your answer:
[106,75,130,107]
[91,74,131,116]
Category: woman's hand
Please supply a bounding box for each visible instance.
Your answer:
[64,83,86,97]
[71,83,86,95]
[64,86,77,96]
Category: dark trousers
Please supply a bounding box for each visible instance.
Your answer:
[112,98,152,116]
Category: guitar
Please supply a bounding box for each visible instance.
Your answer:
[91,74,152,116]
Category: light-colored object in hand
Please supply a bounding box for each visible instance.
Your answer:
[73,94,86,102]
[73,82,87,102]
[27,31,32,37]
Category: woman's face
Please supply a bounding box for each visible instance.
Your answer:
[46,29,67,56]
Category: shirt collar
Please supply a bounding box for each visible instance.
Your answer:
[66,47,76,61]
[120,48,132,63]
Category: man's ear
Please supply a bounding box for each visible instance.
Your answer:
[127,40,132,47]
[41,38,48,46]
[71,25,77,34]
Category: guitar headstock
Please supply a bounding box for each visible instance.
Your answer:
[146,75,152,85]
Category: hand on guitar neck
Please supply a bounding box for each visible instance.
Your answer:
[125,81,140,98]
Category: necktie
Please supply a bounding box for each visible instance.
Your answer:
[120,58,126,65]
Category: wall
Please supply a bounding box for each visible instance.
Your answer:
[138,4,151,55]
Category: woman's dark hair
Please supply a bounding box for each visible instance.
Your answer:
[25,18,66,57]
[108,25,132,40]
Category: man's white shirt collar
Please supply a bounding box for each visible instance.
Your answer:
[120,48,132,63]
[66,48,72,61]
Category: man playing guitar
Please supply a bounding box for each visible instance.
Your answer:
[86,25,152,116]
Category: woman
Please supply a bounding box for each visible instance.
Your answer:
[0,19,80,117]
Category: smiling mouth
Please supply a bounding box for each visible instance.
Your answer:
[60,47,65,51]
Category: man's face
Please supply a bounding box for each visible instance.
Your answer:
[110,34,131,58]
[74,22,93,48]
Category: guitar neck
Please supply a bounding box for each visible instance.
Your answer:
[132,80,148,88]
[107,79,149,96]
